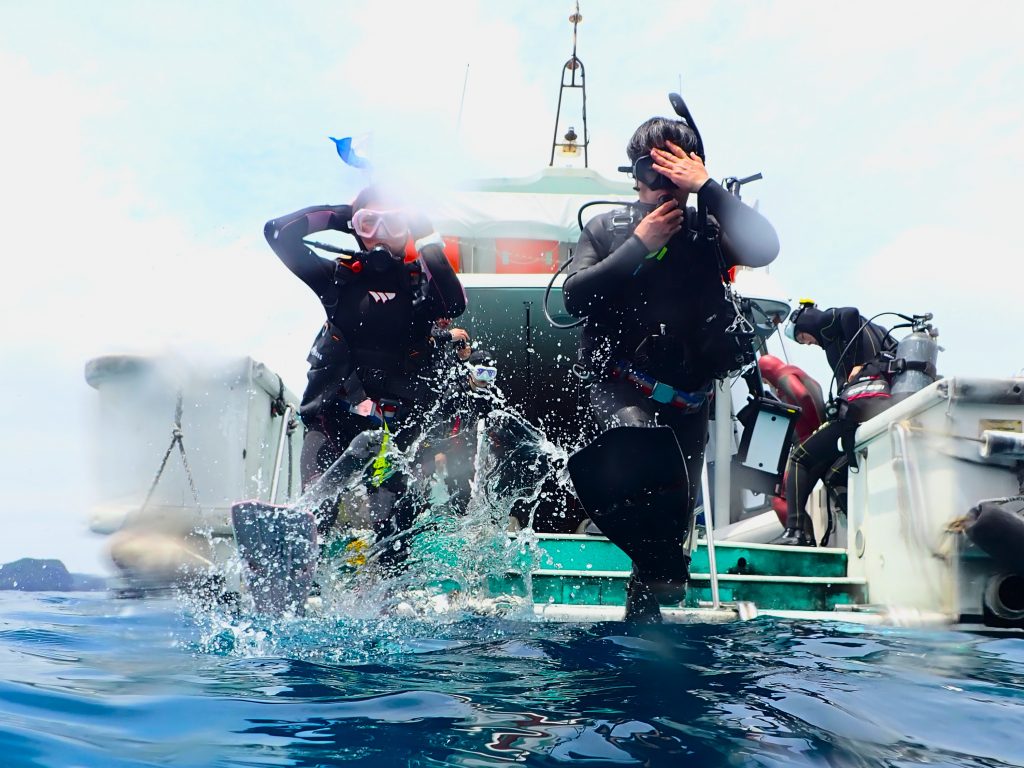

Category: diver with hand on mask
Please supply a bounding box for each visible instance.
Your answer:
[263,187,466,562]
[563,109,780,621]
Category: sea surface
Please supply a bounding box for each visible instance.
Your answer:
[1,592,1022,767]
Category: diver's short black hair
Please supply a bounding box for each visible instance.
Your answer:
[626,117,700,162]
[351,185,400,213]
[467,349,495,366]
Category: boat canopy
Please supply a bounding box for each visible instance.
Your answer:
[430,167,634,243]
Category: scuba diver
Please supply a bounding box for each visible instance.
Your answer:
[757,354,826,527]
[563,114,780,620]
[264,187,467,564]
[420,346,505,514]
[776,303,896,546]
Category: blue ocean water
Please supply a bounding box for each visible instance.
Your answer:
[1,592,1022,768]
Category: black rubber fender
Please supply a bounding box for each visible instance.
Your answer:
[963,499,1024,576]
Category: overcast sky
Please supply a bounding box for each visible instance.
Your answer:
[1,1,1022,572]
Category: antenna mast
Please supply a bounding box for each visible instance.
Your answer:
[549,2,588,167]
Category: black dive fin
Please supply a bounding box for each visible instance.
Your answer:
[231,501,317,616]
[567,426,692,585]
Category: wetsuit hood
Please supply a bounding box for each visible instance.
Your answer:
[792,306,828,343]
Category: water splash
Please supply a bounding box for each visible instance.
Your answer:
[187,396,584,651]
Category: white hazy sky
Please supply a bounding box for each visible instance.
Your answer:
[1,1,1022,573]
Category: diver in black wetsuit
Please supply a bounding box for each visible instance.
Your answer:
[264,187,466,554]
[564,116,779,620]
[776,304,897,546]
[420,348,505,514]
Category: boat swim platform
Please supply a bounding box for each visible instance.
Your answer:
[496,533,868,615]
[529,603,954,627]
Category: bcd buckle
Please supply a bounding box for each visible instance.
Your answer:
[649,381,675,405]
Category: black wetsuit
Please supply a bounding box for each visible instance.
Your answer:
[564,180,779,597]
[783,307,896,544]
[265,205,466,535]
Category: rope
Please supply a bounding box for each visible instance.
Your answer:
[286,413,298,499]
[140,392,202,513]
[270,372,299,500]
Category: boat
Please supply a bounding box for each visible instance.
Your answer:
[84,353,303,596]
[83,10,1024,632]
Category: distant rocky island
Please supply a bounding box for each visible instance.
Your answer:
[0,558,107,592]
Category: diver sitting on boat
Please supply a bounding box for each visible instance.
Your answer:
[757,354,827,529]
[264,187,467,566]
[775,302,897,546]
[563,112,780,621]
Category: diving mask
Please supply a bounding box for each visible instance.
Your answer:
[351,208,409,240]
[467,363,498,385]
[784,300,817,341]
[629,155,677,191]
[614,152,679,190]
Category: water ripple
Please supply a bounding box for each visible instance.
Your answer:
[0,594,1022,767]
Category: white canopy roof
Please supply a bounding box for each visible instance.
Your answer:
[429,167,635,242]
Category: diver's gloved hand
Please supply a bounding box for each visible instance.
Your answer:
[327,205,354,232]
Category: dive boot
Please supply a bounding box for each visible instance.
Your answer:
[773,526,816,547]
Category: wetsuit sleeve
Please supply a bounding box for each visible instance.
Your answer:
[264,205,351,299]
[416,237,467,319]
[563,217,649,317]
[698,180,780,268]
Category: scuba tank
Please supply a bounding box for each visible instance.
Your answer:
[890,315,940,402]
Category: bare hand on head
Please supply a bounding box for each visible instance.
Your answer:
[651,141,710,194]
[449,328,469,344]
[633,199,684,252]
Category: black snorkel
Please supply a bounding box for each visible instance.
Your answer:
[667,92,705,161]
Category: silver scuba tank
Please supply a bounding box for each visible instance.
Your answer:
[890,323,940,402]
